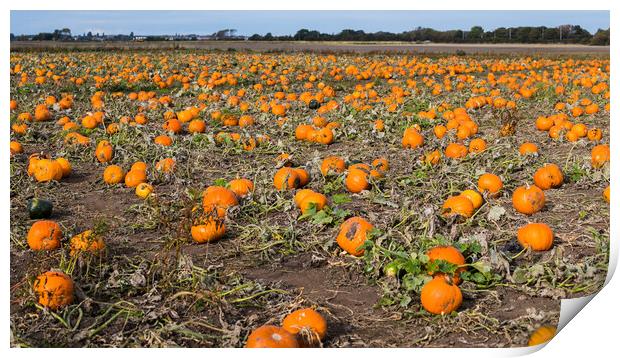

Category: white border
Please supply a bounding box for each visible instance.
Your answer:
[3,1,617,357]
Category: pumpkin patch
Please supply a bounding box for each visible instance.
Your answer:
[9,41,609,348]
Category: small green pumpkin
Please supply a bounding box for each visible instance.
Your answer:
[308,99,320,110]
[28,198,53,219]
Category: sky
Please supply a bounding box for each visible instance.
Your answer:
[10,10,610,36]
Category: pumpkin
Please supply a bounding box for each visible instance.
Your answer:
[345,168,370,193]
[27,198,53,219]
[27,220,62,250]
[229,178,254,197]
[154,135,173,146]
[135,183,154,199]
[162,118,182,133]
[445,143,468,159]
[533,164,564,190]
[433,125,447,138]
[95,140,114,163]
[282,308,327,347]
[402,127,424,149]
[477,173,503,197]
[55,158,72,178]
[442,195,474,218]
[33,271,74,310]
[372,157,389,173]
[188,119,206,133]
[308,99,320,109]
[298,192,327,215]
[191,217,226,243]
[535,116,554,131]
[131,161,148,172]
[591,144,610,168]
[336,217,374,256]
[245,325,299,348]
[528,326,556,346]
[603,185,610,203]
[460,189,483,210]
[426,245,467,284]
[420,276,463,315]
[103,165,125,184]
[294,189,315,208]
[155,158,176,173]
[274,167,301,191]
[10,141,23,156]
[294,168,310,187]
[33,159,63,182]
[124,169,147,188]
[512,185,545,215]
[468,138,486,154]
[202,186,239,217]
[69,230,105,256]
[517,223,554,251]
[424,150,441,165]
[295,124,314,141]
[587,128,602,142]
[518,142,538,155]
[320,156,346,176]
[314,127,334,145]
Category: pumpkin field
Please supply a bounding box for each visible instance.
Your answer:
[9,48,610,348]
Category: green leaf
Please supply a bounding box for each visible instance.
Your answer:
[213,178,228,187]
[331,193,352,205]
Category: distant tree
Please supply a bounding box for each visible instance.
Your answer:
[130,31,134,38]
[467,26,484,42]
[591,28,610,45]
[249,33,262,41]
[264,32,274,40]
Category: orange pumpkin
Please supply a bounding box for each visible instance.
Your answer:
[273,167,301,191]
[191,217,226,243]
[517,223,554,251]
[320,156,346,176]
[442,195,474,218]
[103,165,125,184]
[445,143,468,159]
[512,185,545,215]
[519,142,538,155]
[345,168,370,193]
[27,220,62,251]
[33,271,74,310]
[245,325,299,348]
[336,217,374,256]
[591,144,610,168]
[229,178,254,198]
[528,326,557,346]
[282,308,327,347]
[533,164,564,190]
[124,169,147,188]
[298,191,328,215]
[95,140,114,163]
[402,127,424,149]
[477,173,503,197]
[420,276,462,315]
[426,245,467,284]
[202,186,239,217]
[69,230,106,256]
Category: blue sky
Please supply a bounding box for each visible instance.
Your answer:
[10,10,610,36]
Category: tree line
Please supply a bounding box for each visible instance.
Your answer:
[249,25,609,45]
[11,25,610,45]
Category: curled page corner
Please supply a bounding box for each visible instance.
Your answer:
[557,294,596,332]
